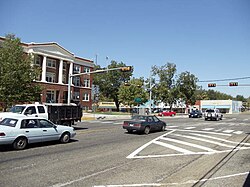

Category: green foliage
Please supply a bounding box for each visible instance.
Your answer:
[93,60,133,111]
[176,71,198,105]
[0,34,42,110]
[118,78,148,107]
[151,63,181,110]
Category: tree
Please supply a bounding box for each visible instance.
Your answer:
[177,71,198,106]
[0,34,42,111]
[151,63,180,110]
[93,60,132,111]
[118,78,148,108]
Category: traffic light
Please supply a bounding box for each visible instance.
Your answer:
[120,66,132,72]
[229,82,238,86]
[208,83,216,87]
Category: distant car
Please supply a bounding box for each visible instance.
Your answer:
[158,111,176,117]
[189,110,203,118]
[123,115,166,134]
[204,109,223,121]
[0,116,76,150]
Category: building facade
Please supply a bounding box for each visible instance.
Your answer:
[0,37,94,110]
[200,100,242,114]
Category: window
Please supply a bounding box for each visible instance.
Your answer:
[84,67,90,73]
[73,77,81,86]
[63,75,67,84]
[39,119,54,128]
[46,90,56,103]
[46,72,56,83]
[21,119,39,128]
[46,58,57,68]
[34,56,42,66]
[63,62,67,70]
[83,79,90,88]
[24,106,37,115]
[38,106,45,113]
[73,64,80,73]
[83,93,89,101]
[0,118,18,127]
[73,91,80,100]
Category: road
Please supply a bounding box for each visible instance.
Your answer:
[0,114,250,187]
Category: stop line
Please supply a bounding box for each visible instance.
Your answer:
[127,129,250,159]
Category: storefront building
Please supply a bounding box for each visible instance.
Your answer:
[0,37,94,110]
[201,100,242,114]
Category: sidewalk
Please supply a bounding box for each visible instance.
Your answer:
[81,113,188,121]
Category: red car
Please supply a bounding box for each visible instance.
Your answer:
[158,110,176,117]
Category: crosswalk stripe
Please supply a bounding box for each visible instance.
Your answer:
[223,130,235,133]
[160,137,215,152]
[202,128,214,131]
[233,131,243,135]
[184,127,196,130]
[190,133,250,146]
[172,134,235,148]
[153,140,194,154]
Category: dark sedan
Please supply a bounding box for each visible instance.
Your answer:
[189,110,203,118]
[123,115,166,134]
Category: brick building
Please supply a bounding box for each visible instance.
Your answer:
[0,37,94,110]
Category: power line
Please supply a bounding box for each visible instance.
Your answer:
[198,76,250,83]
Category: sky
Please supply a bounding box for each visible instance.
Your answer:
[0,0,250,97]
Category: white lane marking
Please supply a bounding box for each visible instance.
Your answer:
[94,171,249,187]
[167,126,178,128]
[153,140,194,154]
[223,130,235,133]
[233,131,243,135]
[214,129,223,132]
[202,128,214,131]
[243,119,249,121]
[190,133,250,146]
[177,129,232,136]
[160,137,216,152]
[184,127,196,130]
[126,130,176,159]
[172,134,236,148]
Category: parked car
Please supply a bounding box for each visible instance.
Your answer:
[189,110,203,118]
[0,116,76,150]
[158,110,176,117]
[123,115,166,134]
[204,109,223,121]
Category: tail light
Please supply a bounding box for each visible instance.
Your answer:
[123,122,129,126]
[0,132,6,136]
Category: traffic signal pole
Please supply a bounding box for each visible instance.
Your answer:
[67,66,132,104]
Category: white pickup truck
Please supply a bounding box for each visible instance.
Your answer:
[204,108,223,121]
[0,103,82,126]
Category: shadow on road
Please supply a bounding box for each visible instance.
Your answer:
[243,172,250,187]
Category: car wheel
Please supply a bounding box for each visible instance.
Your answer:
[60,132,70,143]
[13,137,28,150]
[144,126,150,135]
[171,114,175,117]
[161,125,166,131]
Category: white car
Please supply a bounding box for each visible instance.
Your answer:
[0,116,76,150]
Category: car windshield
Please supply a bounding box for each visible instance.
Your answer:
[0,118,18,127]
[131,115,146,121]
[10,106,25,114]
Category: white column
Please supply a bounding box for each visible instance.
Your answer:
[41,56,47,82]
[69,62,73,84]
[58,59,63,84]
